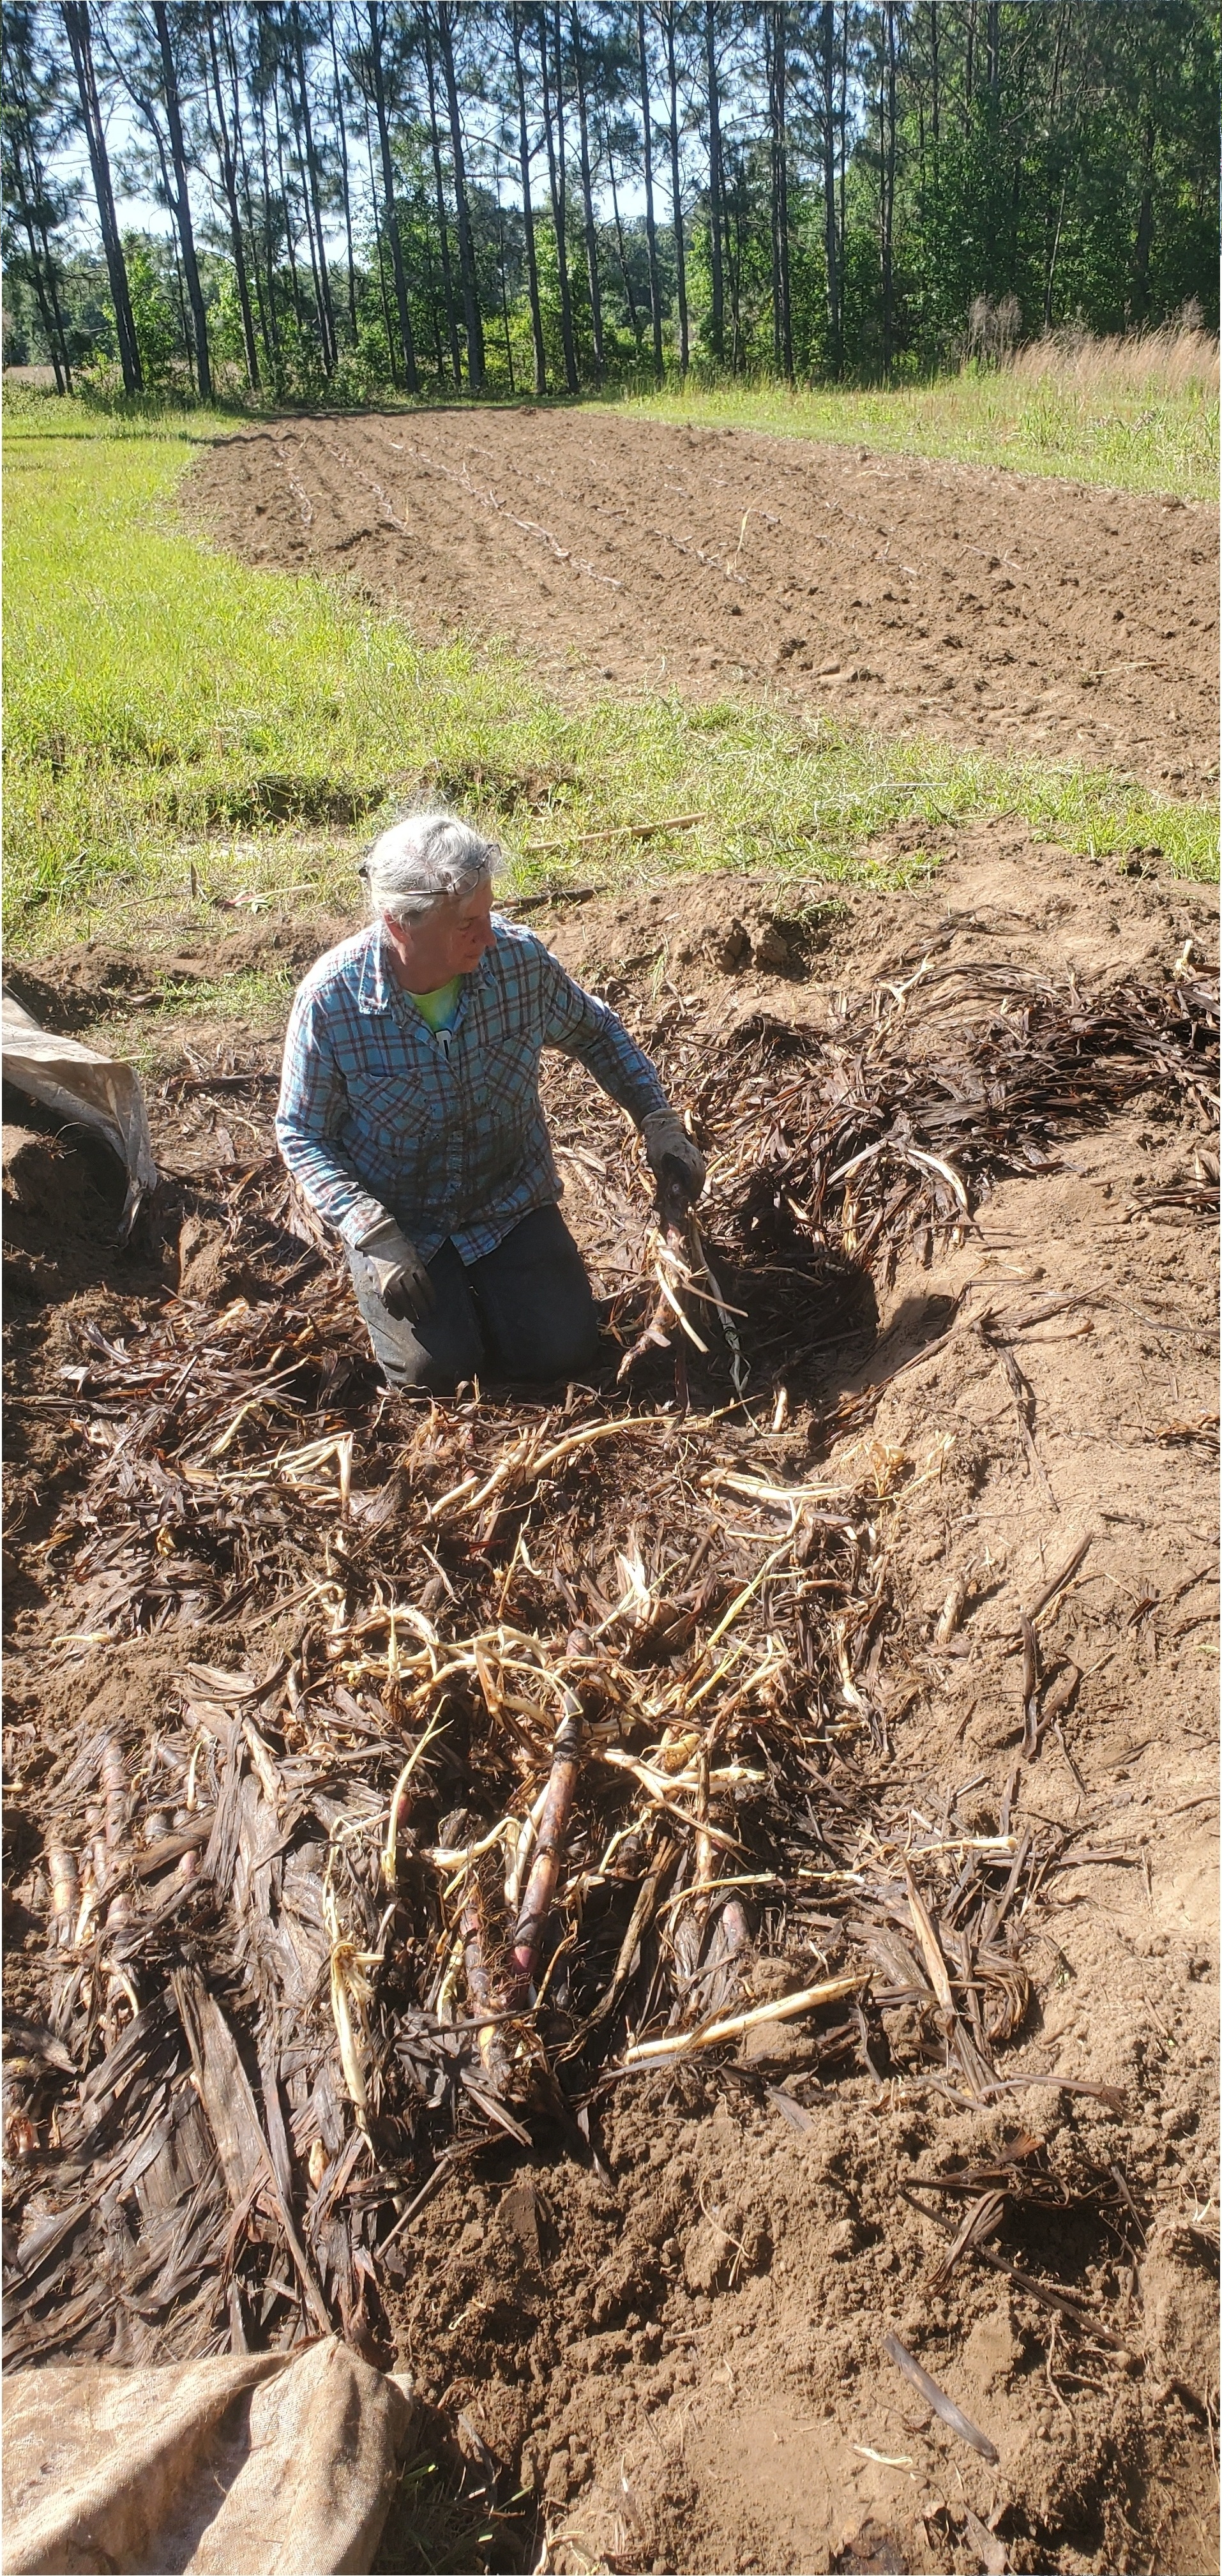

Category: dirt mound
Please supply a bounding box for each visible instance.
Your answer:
[3,854,1218,2575]
[189,411,1219,796]
[375,2082,1216,2576]
[4,918,352,1037]
[527,830,1218,1017]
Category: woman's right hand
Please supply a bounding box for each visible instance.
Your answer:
[354,1214,437,1321]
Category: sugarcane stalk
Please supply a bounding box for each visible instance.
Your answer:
[100,1738,128,1855]
[504,1780,550,1916]
[622,1970,868,2065]
[460,1879,513,2087]
[509,1700,584,1996]
[46,1843,78,1951]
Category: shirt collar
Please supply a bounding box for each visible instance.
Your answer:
[354,918,504,1016]
[355,923,396,1016]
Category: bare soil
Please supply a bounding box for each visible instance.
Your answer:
[3,842,1218,2573]
[189,410,1219,795]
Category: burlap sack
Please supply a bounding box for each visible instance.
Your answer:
[3,2336,416,2575]
[1,992,157,1232]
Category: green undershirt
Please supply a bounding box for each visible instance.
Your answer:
[407,976,462,1034]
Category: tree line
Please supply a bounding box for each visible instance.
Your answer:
[3,2,1217,404]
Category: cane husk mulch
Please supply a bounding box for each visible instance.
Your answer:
[4,950,1215,2409]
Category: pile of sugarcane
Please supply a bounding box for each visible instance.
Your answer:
[3,954,1214,2366]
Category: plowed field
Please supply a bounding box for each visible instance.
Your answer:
[191,409,1218,795]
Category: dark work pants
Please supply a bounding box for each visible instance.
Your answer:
[347,1204,600,1394]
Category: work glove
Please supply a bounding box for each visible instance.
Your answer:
[641,1107,707,1207]
[354,1213,436,1324]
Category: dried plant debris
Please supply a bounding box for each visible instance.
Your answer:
[3,958,1216,2368]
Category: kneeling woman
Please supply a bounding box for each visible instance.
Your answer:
[276,812,704,1393]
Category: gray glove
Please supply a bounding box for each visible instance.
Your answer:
[354,1213,436,1323]
[641,1107,707,1204]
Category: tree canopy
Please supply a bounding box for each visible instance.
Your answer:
[4,2,1217,401]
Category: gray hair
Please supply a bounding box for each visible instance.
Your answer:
[365,811,499,924]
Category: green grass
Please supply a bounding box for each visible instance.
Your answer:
[615,356,1219,502]
[3,397,1215,948]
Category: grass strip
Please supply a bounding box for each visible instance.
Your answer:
[3,401,1215,951]
[612,363,1219,504]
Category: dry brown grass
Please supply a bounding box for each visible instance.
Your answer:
[628,319,1219,502]
[1007,321,1219,398]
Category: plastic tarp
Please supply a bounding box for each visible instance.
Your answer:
[1,991,158,1234]
[3,2337,416,2575]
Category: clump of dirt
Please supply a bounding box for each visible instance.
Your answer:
[3,851,1218,2576]
[3,1103,128,1293]
[188,411,1219,794]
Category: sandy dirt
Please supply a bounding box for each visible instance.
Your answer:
[189,411,1219,796]
[4,838,1218,2574]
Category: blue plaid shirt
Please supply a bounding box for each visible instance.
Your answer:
[276,917,668,1260]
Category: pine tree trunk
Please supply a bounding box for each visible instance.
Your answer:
[571,6,603,381]
[283,29,329,363]
[328,6,358,337]
[496,179,517,390]
[511,6,547,395]
[637,3,663,383]
[766,7,792,379]
[881,1,896,381]
[160,170,195,386]
[929,0,940,350]
[663,5,688,375]
[1043,172,1067,326]
[206,12,260,388]
[31,155,75,390]
[436,2,485,389]
[423,8,464,385]
[18,188,69,391]
[273,72,306,333]
[424,234,448,384]
[41,219,75,388]
[780,9,793,379]
[361,90,398,380]
[366,0,418,391]
[290,3,337,369]
[838,0,848,331]
[1131,114,1156,322]
[254,79,283,364]
[606,126,643,354]
[765,10,780,369]
[540,6,578,391]
[820,1,839,372]
[1041,3,1072,329]
[3,47,74,392]
[61,2,142,391]
[152,1,212,399]
[704,3,724,363]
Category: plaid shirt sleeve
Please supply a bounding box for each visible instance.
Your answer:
[537,948,668,1123]
[276,977,389,1246]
